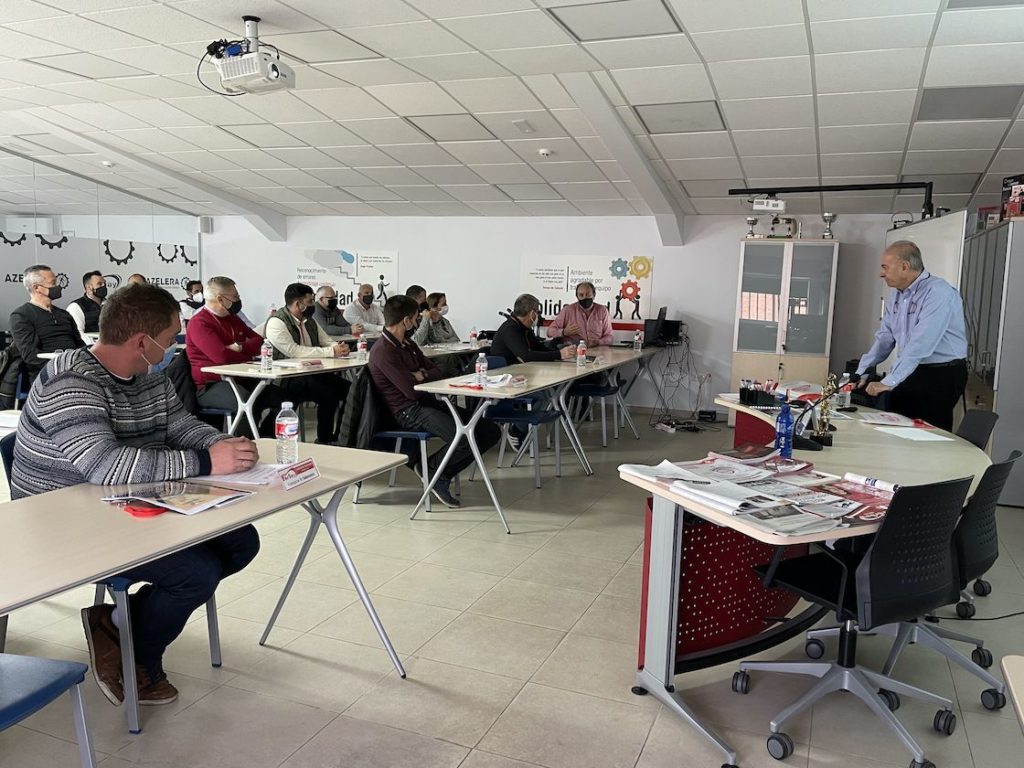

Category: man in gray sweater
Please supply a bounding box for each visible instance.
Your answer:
[12,283,260,708]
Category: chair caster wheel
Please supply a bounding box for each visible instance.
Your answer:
[910,761,935,768]
[981,688,1007,710]
[732,670,750,694]
[956,601,976,618]
[879,689,900,711]
[804,638,825,659]
[972,647,993,668]
[973,578,992,597]
[767,732,794,760]
[721,764,739,768]
[630,686,648,696]
[933,709,957,735]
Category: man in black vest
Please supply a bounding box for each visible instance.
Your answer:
[264,283,351,444]
[68,270,107,335]
[10,264,86,385]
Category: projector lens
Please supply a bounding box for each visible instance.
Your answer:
[269,64,279,79]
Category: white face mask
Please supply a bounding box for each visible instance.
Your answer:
[192,292,203,302]
[439,305,449,316]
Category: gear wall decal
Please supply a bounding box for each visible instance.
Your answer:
[628,255,652,279]
[1,232,26,247]
[36,235,68,250]
[157,244,176,263]
[609,257,629,278]
[620,279,640,300]
[104,240,135,266]
[177,245,197,266]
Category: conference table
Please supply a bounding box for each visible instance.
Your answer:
[0,440,406,733]
[619,395,991,768]
[1004,655,1024,731]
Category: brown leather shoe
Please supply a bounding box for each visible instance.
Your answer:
[81,604,124,705]
[136,665,178,706]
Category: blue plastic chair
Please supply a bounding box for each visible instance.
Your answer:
[14,369,30,410]
[198,406,234,432]
[0,653,97,767]
[568,376,640,447]
[354,430,436,511]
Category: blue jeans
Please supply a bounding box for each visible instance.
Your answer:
[117,525,260,677]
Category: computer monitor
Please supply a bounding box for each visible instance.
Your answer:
[643,306,669,347]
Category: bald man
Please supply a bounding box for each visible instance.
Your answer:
[342,282,385,333]
[127,273,147,286]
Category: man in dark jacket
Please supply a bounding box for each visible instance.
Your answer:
[10,264,86,385]
[491,293,574,364]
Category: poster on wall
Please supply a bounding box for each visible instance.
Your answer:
[521,253,654,332]
[303,249,399,308]
[0,231,201,328]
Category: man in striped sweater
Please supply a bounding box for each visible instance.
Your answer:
[12,283,261,708]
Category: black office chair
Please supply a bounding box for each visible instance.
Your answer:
[956,409,999,451]
[732,477,974,768]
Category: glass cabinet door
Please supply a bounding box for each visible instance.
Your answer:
[737,242,785,353]
[984,225,1008,386]
[784,243,835,355]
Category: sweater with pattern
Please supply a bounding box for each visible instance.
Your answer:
[11,348,225,499]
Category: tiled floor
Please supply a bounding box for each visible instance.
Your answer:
[2,422,1024,768]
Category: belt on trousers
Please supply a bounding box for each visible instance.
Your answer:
[917,359,966,369]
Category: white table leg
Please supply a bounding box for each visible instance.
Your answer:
[260,505,322,645]
[556,381,593,475]
[224,377,268,437]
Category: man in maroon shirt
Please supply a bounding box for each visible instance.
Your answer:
[368,295,500,508]
[186,275,285,436]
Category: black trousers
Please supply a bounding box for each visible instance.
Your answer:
[395,401,501,479]
[279,373,350,443]
[888,360,968,432]
[196,380,287,437]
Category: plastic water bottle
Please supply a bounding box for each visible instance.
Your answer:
[275,402,299,464]
[475,352,488,384]
[357,335,368,361]
[633,330,642,351]
[259,338,273,372]
[469,326,478,349]
[774,401,794,460]
[576,340,587,369]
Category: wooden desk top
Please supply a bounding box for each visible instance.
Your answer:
[0,441,404,615]
[1003,655,1024,730]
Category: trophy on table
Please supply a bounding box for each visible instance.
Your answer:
[810,373,838,447]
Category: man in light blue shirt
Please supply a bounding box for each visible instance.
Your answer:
[856,240,968,431]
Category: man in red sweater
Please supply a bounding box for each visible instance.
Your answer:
[186,275,285,436]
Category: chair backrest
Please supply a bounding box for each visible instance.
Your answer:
[956,409,999,450]
[164,346,199,415]
[955,450,1021,585]
[1,432,15,493]
[855,476,973,630]
[486,355,507,370]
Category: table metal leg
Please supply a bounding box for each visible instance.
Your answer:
[260,505,323,645]
[556,382,593,475]
[225,377,267,437]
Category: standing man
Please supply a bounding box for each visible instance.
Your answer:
[313,285,357,336]
[546,281,613,347]
[11,283,260,707]
[491,294,575,363]
[855,240,968,431]
[179,279,205,324]
[10,265,86,385]
[344,283,385,333]
[68,270,108,335]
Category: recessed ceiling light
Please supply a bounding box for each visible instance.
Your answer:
[634,101,725,134]
[512,119,535,134]
[946,0,1024,9]
[918,85,1024,121]
[549,0,680,42]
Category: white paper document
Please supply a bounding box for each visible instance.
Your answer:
[874,427,954,442]
[194,463,287,485]
[859,412,915,426]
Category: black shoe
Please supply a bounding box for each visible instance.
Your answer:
[430,477,461,508]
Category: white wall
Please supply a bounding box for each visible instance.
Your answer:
[202,213,894,411]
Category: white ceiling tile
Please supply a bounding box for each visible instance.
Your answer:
[616,105,647,133]
[293,87,393,120]
[0,26,77,58]
[811,15,936,54]
[222,124,304,148]
[341,185,404,201]
[900,173,980,194]
[279,121,363,146]
[233,92,331,124]
[583,35,698,69]
[516,199,580,215]
[818,90,918,126]
[668,0,804,33]
[815,49,927,94]
[592,70,626,106]
[387,185,452,202]
[506,136,589,163]
[291,0,425,27]
[550,0,678,41]
[909,119,1009,150]
[469,163,543,183]
[742,155,818,177]
[902,149,995,174]
[0,88,76,107]
[573,199,637,215]
[0,60,83,86]
[344,21,473,58]
[732,128,817,156]
[398,52,511,81]
[29,53,146,79]
[364,82,465,116]
[692,25,808,62]
[466,201,527,215]
[611,64,714,105]
[211,148,292,169]
[408,114,494,141]
[690,197,758,214]
[603,163,630,183]
[436,140,520,164]
[50,102,149,130]
[820,152,904,175]
[306,167,374,186]
[323,200,385,214]
[535,161,606,183]
[551,181,619,200]
[934,8,1024,45]
[441,77,541,112]
[991,148,1024,173]
[407,0,532,17]
[255,168,324,186]
[270,31,380,64]
[113,99,207,128]
[820,176,898,193]
[413,201,478,214]
[475,110,568,140]
[381,143,459,165]
[577,136,614,161]
[441,10,570,50]
[160,126,255,151]
[93,45,198,76]
[341,118,428,144]
[895,192,970,210]
[10,14,146,51]
[550,108,595,137]
[651,131,734,159]
[46,80,152,102]
[806,0,940,22]
[83,5,233,44]
[497,182,561,200]
[413,165,485,184]
[680,178,743,197]
[162,150,243,172]
[709,56,811,99]
[320,145,396,165]
[314,60,427,87]
[1003,120,1024,148]
[285,64,348,90]
[721,96,815,129]
[667,156,743,179]
[489,45,601,76]
[0,1,63,23]
[165,95,263,125]
[444,183,510,201]
[263,147,341,168]
[978,173,1006,194]
[171,0,326,35]
[925,43,1024,87]
[818,124,910,153]
[353,166,427,185]
[105,75,206,99]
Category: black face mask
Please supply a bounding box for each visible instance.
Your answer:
[93,285,108,300]
[578,297,594,309]
[45,285,63,301]
[228,299,243,315]
[302,305,315,319]
[360,294,373,306]
[326,298,338,311]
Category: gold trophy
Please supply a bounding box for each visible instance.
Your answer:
[811,373,838,447]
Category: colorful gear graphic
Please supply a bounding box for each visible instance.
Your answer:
[620,279,640,300]
[609,257,629,278]
[1,232,26,247]
[37,235,68,250]
[629,255,652,279]
[104,239,135,266]
[177,245,197,266]
[157,244,175,263]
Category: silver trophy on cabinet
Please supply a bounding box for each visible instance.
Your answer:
[821,212,837,239]
[745,216,758,238]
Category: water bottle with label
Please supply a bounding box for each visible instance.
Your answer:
[576,340,587,369]
[469,326,479,349]
[357,335,368,361]
[259,338,274,373]
[774,401,794,460]
[475,352,488,385]
[275,401,299,464]
[633,330,642,351]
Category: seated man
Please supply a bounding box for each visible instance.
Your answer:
[412,292,460,346]
[179,279,204,324]
[343,283,385,334]
[126,273,147,286]
[10,264,86,385]
[265,282,352,444]
[313,285,356,336]
[67,270,107,335]
[491,293,574,363]
[406,284,427,309]
[546,281,613,347]
[186,276,285,436]
[368,295,500,508]
[10,283,261,707]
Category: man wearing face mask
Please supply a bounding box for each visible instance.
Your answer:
[10,264,86,385]
[179,280,205,324]
[313,285,356,336]
[186,275,285,436]
[11,282,261,709]
[67,270,107,335]
[265,283,351,444]
[546,281,613,347]
[343,283,385,334]
[491,293,575,364]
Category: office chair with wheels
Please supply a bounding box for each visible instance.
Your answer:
[733,477,974,768]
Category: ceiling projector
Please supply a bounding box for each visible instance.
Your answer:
[203,15,294,95]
